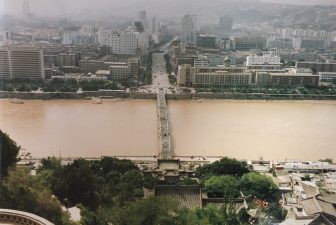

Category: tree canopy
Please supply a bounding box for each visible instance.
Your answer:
[204,175,240,198]
[0,129,20,178]
[0,168,74,225]
[195,157,249,178]
[240,172,280,202]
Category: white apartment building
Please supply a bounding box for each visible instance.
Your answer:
[246,52,281,70]
[177,64,251,86]
[194,55,209,68]
[246,54,281,66]
[192,71,252,86]
[98,29,143,55]
[99,30,122,53]
[120,30,138,55]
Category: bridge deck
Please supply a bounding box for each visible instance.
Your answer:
[157,90,173,159]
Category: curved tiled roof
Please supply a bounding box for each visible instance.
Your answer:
[154,185,202,209]
[0,209,54,225]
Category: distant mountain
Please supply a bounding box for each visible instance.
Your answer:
[260,0,336,5]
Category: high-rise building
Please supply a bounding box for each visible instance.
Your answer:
[121,30,138,55]
[99,27,149,56]
[98,29,138,55]
[219,15,233,32]
[181,15,199,45]
[196,34,216,48]
[0,46,45,80]
[150,17,157,34]
[137,10,147,28]
[22,0,31,16]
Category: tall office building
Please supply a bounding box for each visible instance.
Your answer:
[219,15,233,32]
[137,10,147,28]
[22,0,31,16]
[150,17,157,34]
[121,30,138,55]
[98,29,143,55]
[181,15,197,44]
[0,46,45,80]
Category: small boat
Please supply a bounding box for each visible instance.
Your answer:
[11,98,24,104]
[197,99,203,103]
[92,97,102,104]
[275,164,285,170]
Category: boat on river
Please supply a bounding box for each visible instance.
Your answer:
[92,97,102,104]
[11,98,24,104]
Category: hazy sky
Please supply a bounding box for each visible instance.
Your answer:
[1,0,336,18]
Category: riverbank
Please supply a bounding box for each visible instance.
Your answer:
[1,90,336,100]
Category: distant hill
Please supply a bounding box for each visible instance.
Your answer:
[260,0,336,5]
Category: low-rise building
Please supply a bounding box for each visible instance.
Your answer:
[234,37,267,51]
[192,71,252,86]
[280,52,317,62]
[319,72,336,82]
[270,73,319,87]
[79,59,107,73]
[109,64,129,81]
[296,62,336,74]
[256,72,319,87]
[246,53,282,70]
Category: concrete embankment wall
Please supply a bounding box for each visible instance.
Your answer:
[166,93,336,100]
[0,91,155,100]
[0,91,335,100]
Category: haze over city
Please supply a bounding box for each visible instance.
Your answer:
[1,0,336,224]
[1,0,336,18]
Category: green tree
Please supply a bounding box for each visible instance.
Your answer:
[0,130,20,178]
[0,168,74,225]
[195,157,249,179]
[240,172,280,202]
[204,175,240,198]
[112,197,179,225]
[63,159,98,208]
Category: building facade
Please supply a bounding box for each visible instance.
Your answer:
[109,64,129,81]
[296,62,336,74]
[234,37,267,50]
[319,72,336,82]
[256,71,319,87]
[0,46,45,80]
[246,53,281,70]
[196,35,216,49]
[177,64,192,85]
[192,71,252,86]
[98,29,138,55]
